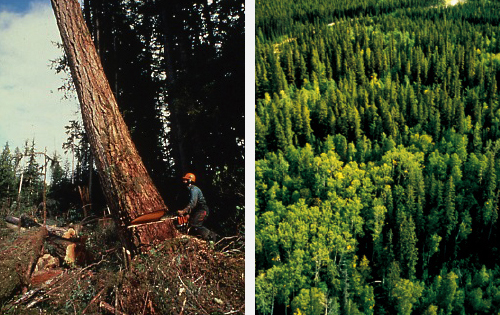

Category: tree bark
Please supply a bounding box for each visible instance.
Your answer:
[51,0,178,248]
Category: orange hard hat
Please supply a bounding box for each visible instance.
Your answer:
[182,173,196,183]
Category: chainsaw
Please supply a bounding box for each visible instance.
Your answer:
[127,209,190,232]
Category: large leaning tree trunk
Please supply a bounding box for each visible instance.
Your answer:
[51,0,178,248]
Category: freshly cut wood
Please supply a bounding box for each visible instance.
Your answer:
[62,228,76,239]
[65,244,77,264]
[45,234,89,265]
[3,215,89,265]
[127,218,171,229]
[129,210,166,225]
[34,254,60,272]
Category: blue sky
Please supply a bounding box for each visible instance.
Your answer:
[0,0,79,160]
[0,0,39,13]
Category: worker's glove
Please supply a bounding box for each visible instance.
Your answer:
[177,209,188,216]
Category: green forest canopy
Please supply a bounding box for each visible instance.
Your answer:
[256,0,500,314]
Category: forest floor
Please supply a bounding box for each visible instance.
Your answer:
[0,218,245,315]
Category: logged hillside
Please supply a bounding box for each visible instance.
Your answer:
[255,0,500,314]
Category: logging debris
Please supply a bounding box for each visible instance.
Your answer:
[0,216,244,314]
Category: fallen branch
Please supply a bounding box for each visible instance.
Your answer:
[12,271,65,309]
[177,274,209,314]
[100,301,128,315]
[80,257,108,273]
[216,235,244,254]
[42,260,106,298]
[225,305,245,315]
[180,297,187,315]
[27,295,47,309]
[141,291,149,315]
[13,288,44,305]
[222,249,243,255]
[214,235,240,247]
[81,287,106,314]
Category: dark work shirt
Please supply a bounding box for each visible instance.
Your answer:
[183,185,208,214]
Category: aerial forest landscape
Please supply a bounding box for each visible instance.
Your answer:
[255,0,500,314]
[0,0,244,314]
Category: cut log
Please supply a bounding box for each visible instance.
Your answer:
[5,215,20,225]
[4,215,89,265]
[5,214,39,228]
[45,225,76,238]
[4,215,83,238]
[0,228,47,303]
[34,254,60,272]
[45,234,89,265]
[5,222,25,231]
[62,228,76,239]
[25,229,48,286]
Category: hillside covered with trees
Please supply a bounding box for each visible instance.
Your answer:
[255,0,500,314]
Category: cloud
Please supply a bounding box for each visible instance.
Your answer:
[0,2,78,157]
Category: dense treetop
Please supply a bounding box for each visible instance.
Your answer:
[255,0,500,314]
